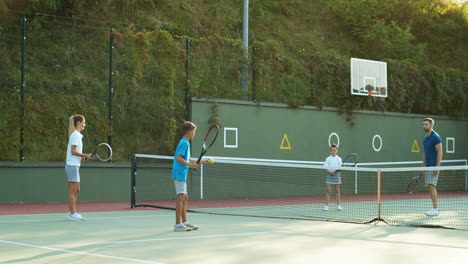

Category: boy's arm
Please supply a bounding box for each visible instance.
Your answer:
[176,155,198,169]
[189,158,210,165]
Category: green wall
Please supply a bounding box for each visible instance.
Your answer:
[0,163,130,204]
[1,98,467,204]
[191,98,468,163]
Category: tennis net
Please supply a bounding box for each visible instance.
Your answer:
[131,154,468,230]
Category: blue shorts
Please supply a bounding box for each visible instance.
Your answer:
[65,165,80,182]
[174,180,187,194]
[425,170,438,187]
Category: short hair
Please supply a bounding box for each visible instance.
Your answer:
[181,121,196,135]
[423,118,434,126]
[330,144,338,149]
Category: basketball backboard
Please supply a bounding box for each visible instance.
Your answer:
[351,58,387,97]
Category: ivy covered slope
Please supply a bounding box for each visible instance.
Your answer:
[0,0,466,161]
[11,0,468,114]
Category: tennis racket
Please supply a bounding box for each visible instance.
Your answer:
[336,153,359,172]
[407,172,423,193]
[90,142,113,162]
[196,124,219,164]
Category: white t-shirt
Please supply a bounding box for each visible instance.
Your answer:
[66,130,83,166]
[324,155,342,172]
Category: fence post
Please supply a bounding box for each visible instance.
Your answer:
[184,38,191,121]
[251,46,256,101]
[19,17,26,162]
[130,154,137,208]
[108,27,114,155]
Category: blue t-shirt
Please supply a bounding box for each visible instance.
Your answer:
[172,137,191,181]
[423,131,442,167]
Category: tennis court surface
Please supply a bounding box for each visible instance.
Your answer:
[1,205,468,264]
[132,155,468,230]
[2,155,467,263]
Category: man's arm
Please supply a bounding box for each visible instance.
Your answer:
[434,143,443,175]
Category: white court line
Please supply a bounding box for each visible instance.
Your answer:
[0,209,172,217]
[47,229,311,248]
[0,214,173,223]
[0,239,167,264]
[45,228,468,250]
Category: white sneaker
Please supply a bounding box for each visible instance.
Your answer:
[184,223,199,230]
[425,208,439,216]
[337,205,343,211]
[323,205,329,211]
[68,213,84,221]
[174,224,192,232]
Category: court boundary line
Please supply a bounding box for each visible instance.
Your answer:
[0,213,173,223]
[47,229,312,247]
[45,227,468,251]
[0,239,168,264]
[0,209,172,217]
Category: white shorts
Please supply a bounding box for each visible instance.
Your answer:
[65,165,80,182]
[425,170,438,187]
[174,180,187,194]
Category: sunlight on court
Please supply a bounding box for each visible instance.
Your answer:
[1,210,468,264]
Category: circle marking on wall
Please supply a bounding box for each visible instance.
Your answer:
[372,134,383,152]
[328,132,340,148]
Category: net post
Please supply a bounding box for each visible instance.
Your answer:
[130,154,137,208]
[354,166,358,194]
[465,160,467,191]
[200,163,204,199]
[377,168,381,220]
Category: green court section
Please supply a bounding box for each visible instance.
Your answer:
[1,210,468,264]
[0,162,130,203]
[191,98,468,162]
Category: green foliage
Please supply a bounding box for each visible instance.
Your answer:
[0,0,466,162]
[363,21,426,62]
[328,0,467,71]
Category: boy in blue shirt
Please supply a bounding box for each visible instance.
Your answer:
[173,121,211,231]
[422,118,443,216]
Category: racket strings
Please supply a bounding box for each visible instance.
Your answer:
[96,144,112,160]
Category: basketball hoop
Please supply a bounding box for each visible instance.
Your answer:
[351,58,387,98]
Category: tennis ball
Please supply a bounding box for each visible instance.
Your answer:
[208,158,214,164]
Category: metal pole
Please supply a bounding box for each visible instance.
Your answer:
[251,46,256,101]
[19,17,26,162]
[377,169,382,220]
[108,27,114,154]
[185,38,191,121]
[130,154,137,208]
[241,0,249,100]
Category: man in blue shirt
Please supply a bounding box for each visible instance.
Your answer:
[172,121,211,231]
[422,118,443,216]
